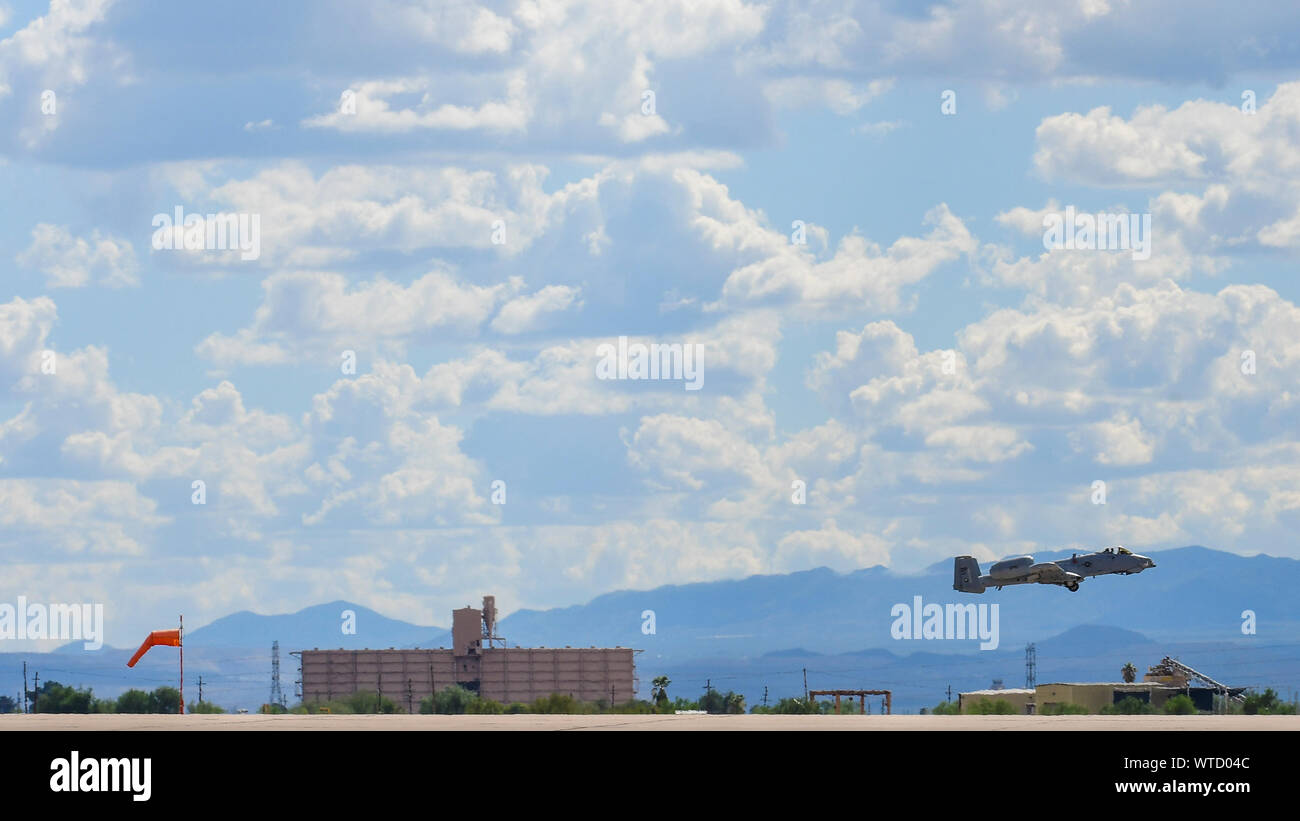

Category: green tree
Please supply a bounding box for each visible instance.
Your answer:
[115,689,152,713]
[1039,702,1089,715]
[1163,694,1197,715]
[970,698,1018,715]
[1102,696,1155,715]
[189,701,225,714]
[149,687,182,714]
[465,697,506,714]
[344,690,402,714]
[0,695,18,714]
[724,692,746,714]
[650,676,671,709]
[530,693,596,714]
[698,689,726,714]
[31,681,96,713]
[1121,663,1137,684]
[421,685,477,715]
[931,700,961,715]
[1242,688,1296,715]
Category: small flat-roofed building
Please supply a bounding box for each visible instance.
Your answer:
[1034,682,1180,713]
[959,680,1242,715]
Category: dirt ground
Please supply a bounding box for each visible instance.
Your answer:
[3,713,1297,731]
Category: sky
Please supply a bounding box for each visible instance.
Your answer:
[3,0,1300,647]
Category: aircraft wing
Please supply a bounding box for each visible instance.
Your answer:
[1028,563,1081,585]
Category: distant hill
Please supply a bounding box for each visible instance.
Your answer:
[184,600,446,651]
[496,545,1300,656]
[56,546,1292,659]
[47,544,1300,660]
[8,545,1299,712]
[1037,625,1153,654]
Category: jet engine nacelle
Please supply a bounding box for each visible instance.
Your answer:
[989,556,1034,580]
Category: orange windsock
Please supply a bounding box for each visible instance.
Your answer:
[127,628,182,667]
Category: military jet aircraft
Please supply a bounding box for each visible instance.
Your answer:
[953,546,1156,593]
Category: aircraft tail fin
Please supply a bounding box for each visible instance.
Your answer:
[953,556,985,593]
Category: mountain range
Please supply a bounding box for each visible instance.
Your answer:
[186,545,1300,655]
[5,545,1297,713]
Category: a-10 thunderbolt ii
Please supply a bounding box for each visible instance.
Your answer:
[953,546,1156,593]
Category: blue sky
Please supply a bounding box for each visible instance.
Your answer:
[3,0,1300,647]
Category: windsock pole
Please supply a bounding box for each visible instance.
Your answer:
[125,620,185,714]
[179,615,184,715]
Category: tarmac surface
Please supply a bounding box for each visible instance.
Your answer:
[3,714,1297,730]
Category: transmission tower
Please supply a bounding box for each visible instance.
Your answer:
[1025,643,1037,689]
[270,640,286,708]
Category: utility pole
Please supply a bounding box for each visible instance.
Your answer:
[406,678,413,715]
[22,662,28,714]
[763,686,768,707]
[803,668,808,701]
[198,676,204,704]
[946,684,952,703]
[31,672,39,712]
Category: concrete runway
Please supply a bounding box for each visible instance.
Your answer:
[3,714,1297,730]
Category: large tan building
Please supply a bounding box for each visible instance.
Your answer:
[299,596,637,708]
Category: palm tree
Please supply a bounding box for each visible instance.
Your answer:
[651,675,671,707]
[1121,662,1137,684]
